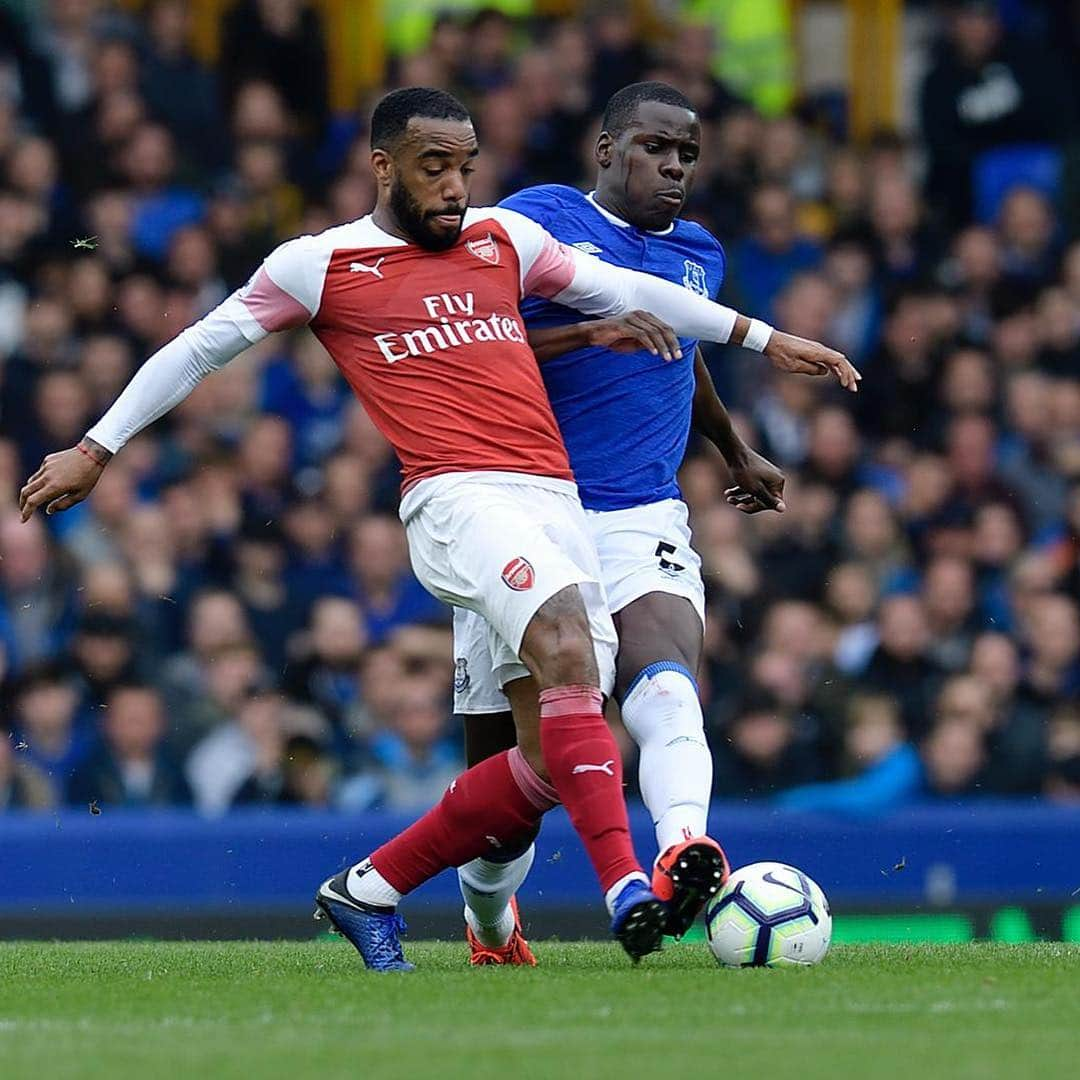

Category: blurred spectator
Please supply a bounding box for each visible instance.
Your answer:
[229,515,305,675]
[856,289,938,444]
[777,694,920,815]
[1018,593,1080,709]
[863,595,943,736]
[347,516,447,643]
[921,555,978,672]
[69,611,140,722]
[730,184,822,322]
[187,689,329,812]
[0,512,75,670]
[159,591,261,752]
[712,688,823,797]
[122,122,204,260]
[140,0,221,169]
[364,679,461,810]
[0,8,58,130]
[67,683,191,807]
[1044,704,1080,802]
[869,174,938,287]
[260,334,349,467]
[283,597,366,736]
[998,187,1059,288]
[277,733,336,807]
[824,232,880,363]
[459,8,517,96]
[219,0,328,140]
[919,0,1073,224]
[920,714,987,798]
[824,562,879,676]
[0,728,56,811]
[9,662,85,798]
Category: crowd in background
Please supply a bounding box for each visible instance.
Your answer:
[1,0,1079,817]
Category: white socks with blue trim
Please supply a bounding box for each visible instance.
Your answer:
[620,663,712,856]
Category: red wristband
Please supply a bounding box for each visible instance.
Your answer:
[76,442,108,467]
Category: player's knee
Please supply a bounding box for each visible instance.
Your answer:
[521,587,597,687]
[529,624,595,687]
[621,661,706,742]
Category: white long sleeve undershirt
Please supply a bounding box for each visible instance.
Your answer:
[552,244,739,345]
[86,294,263,453]
[86,210,752,455]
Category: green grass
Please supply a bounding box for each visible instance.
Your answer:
[2,941,1078,1080]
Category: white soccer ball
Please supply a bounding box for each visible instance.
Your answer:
[705,861,832,968]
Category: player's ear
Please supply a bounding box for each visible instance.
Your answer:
[370,147,394,187]
[595,131,613,169]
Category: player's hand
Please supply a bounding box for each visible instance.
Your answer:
[19,444,109,522]
[764,331,861,392]
[584,311,683,361]
[725,447,786,514]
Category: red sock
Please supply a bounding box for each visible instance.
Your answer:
[539,685,643,894]
[371,747,557,895]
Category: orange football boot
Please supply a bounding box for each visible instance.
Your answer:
[652,835,731,939]
[466,896,537,966]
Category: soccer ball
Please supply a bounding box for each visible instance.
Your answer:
[705,861,831,968]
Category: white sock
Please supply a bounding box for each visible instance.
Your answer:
[620,664,712,857]
[459,845,535,948]
[346,859,402,907]
[604,871,650,915]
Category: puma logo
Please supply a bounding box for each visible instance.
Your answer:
[571,760,615,776]
[349,257,385,279]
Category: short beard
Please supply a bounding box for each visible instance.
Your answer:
[390,179,461,251]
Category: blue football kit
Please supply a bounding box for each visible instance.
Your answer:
[499,184,727,511]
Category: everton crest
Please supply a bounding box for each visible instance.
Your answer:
[682,259,708,296]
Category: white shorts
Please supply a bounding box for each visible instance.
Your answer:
[454,497,704,713]
[400,471,617,703]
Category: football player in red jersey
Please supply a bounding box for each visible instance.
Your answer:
[21,88,858,970]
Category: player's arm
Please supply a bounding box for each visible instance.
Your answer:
[505,210,861,390]
[692,349,785,514]
[19,243,315,520]
[527,311,683,363]
[559,250,861,389]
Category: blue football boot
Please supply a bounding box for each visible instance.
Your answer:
[314,867,415,972]
[609,878,666,963]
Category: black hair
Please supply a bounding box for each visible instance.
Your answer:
[370,87,471,150]
[601,81,696,138]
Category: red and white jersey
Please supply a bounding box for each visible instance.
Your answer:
[238,208,580,491]
[88,206,740,493]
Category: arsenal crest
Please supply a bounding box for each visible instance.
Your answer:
[501,556,535,591]
[466,232,500,265]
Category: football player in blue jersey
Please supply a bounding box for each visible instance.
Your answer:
[453,82,853,963]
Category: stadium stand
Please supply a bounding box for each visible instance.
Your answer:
[1,0,1079,836]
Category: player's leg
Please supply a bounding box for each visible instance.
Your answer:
[465,489,662,953]
[463,712,517,766]
[614,591,711,850]
[454,615,539,963]
[598,500,729,937]
[316,481,661,966]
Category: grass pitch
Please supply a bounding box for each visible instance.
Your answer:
[1,941,1078,1080]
